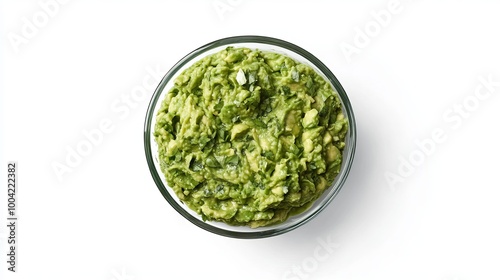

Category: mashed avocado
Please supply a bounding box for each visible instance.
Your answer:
[154,47,347,227]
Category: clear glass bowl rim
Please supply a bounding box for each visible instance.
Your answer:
[144,35,357,239]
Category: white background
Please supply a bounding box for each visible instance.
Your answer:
[1,1,500,279]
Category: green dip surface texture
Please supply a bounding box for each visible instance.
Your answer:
[154,47,348,228]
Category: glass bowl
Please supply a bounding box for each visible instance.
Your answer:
[144,35,356,239]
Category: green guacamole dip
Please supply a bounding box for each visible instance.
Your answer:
[154,47,347,227]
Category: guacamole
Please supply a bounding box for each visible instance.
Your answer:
[154,47,347,227]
